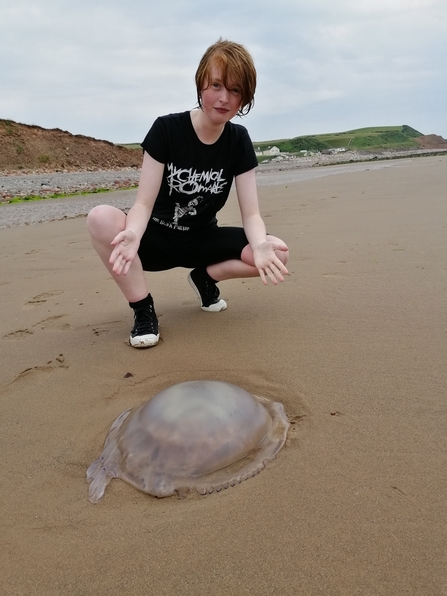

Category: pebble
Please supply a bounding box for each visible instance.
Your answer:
[0,148,445,229]
[0,189,136,229]
[0,168,141,200]
[2,148,443,201]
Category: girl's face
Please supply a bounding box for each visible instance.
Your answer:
[200,64,242,126]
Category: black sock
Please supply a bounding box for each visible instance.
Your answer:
[129,294,153,310]
[201,268,218,284]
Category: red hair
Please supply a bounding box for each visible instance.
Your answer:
[195,39,257,116]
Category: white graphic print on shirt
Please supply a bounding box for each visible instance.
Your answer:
[173,198,200,225]
[151,163,230,231]
[166,163,228,196]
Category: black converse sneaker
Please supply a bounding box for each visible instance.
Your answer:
[187,268,227,312]
[129,295,159,348]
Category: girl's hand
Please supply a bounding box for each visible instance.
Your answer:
[109,230,140,276]
[253,241,289,285]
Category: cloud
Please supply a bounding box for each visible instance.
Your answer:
[1,0,446,142]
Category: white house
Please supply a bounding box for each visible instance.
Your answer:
[255,146,281,156]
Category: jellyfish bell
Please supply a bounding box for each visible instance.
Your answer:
[87,380,289,503]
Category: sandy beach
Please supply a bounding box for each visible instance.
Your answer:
[1,155,446,595]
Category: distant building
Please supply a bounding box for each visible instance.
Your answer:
[255,145,280,156]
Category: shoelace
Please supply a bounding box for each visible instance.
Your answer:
[133,306,158,335]
[201,280,219,304]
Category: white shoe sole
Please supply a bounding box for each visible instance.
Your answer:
[129,333,160,348]
[200,299,227,312]
[187,273,227,312]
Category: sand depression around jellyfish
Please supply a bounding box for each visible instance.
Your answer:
[87,380,290,503]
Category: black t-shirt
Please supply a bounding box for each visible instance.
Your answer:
[141,111,258,232]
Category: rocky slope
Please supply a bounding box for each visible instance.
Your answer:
[0,119,142,172]
[414,134,447,149]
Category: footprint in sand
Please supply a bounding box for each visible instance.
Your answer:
[3,315,70,340]
[10,354,68,384]
[3,329,34,339]
[32,315,70,332]
[24,248,49,256]
[25,290,64,307]
[90,320,124,336]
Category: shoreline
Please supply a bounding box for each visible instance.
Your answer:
[1,147,446,203]
[1,153,445,230]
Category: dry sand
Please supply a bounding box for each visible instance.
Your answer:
[1,156,446,595]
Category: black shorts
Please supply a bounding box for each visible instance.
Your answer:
[138,222,248,271]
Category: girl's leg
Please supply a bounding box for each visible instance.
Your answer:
[188,234,288,311]
[86,205,149,303]
[87,205,159,348]
[207,235,289,281]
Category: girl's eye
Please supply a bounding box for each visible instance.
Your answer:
[231,88,241,95]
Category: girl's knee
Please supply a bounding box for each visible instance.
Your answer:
[87,205,125,237]
[276,245,289,265]
[240,237,289,268]
[240,243,255,267]
[86,205,105,231]
[267,235,289,264]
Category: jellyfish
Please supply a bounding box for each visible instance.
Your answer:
[87,380,289,503]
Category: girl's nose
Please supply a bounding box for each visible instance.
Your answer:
[219,87,229,103]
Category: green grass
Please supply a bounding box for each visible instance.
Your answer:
[254,125,424,154]
[116,143,141,150]
[2,185,138,205]
[118,125,427,155]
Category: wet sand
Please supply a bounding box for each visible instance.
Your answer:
[1,156,446,595]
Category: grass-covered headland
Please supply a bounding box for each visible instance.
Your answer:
[254,125,425,154]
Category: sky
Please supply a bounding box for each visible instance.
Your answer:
[1,0,446,144]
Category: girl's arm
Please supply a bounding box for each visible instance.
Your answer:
[110,152,164,275]
[125,151,165,239]
[235,168,289,285]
